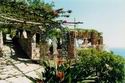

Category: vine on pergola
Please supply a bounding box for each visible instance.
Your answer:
[0,0,57,22]
[0,0,70,39]
[0,0,71,56]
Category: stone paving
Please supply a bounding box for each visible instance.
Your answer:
[0,45,44,83]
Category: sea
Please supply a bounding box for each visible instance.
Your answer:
[110,48,125,57]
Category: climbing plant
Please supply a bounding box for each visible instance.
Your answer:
[0,0,68,39]
[0,0,72,57]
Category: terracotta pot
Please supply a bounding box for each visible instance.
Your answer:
[56,71,64,80]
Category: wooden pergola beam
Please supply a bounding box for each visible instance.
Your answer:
[0,15,42,25]
[0,21,19,25]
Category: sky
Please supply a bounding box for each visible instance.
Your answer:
[45,0,125,48]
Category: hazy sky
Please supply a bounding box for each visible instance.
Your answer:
[45,0,125,48]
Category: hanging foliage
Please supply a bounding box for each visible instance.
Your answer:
[0,0,66,40]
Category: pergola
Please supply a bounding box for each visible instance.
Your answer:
[0,1,67,60]
[0,1,104,60]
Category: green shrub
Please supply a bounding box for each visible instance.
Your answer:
[36,48,125,83]
[77,48,125,83]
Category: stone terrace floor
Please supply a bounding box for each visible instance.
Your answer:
[0,45,44,83]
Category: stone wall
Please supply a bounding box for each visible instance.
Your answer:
[18,37,32,58]
[16,29,104,60]
[16,30,41,60]
[67,31,76,58]
[67,30,104,58]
